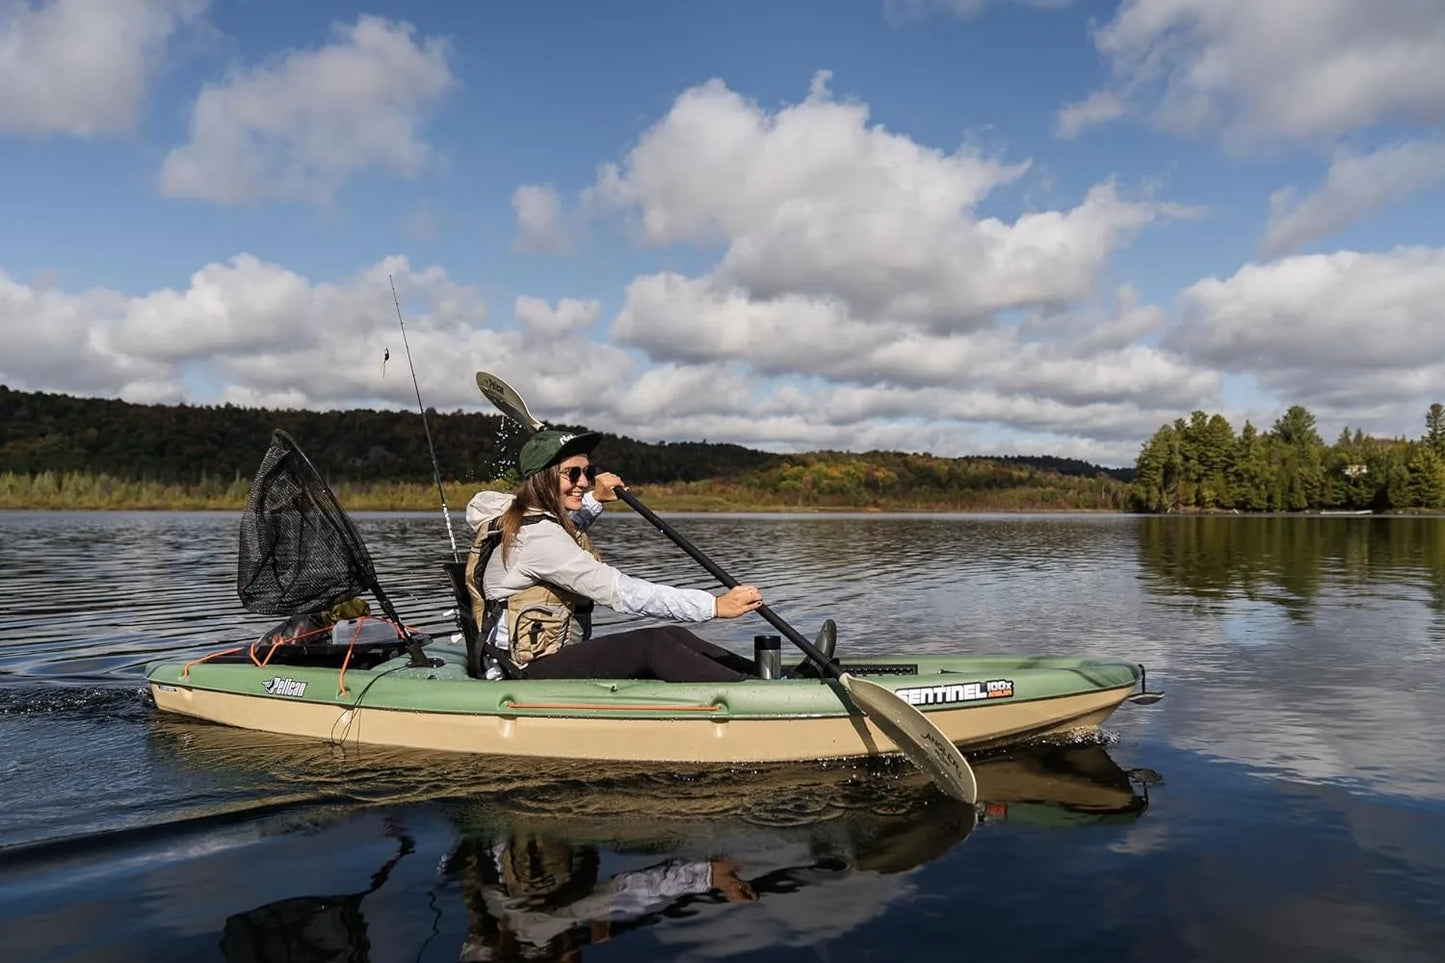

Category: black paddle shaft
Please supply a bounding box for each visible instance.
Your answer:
[615,488,838,677]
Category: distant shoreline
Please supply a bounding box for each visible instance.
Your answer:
[5,500,1440,516]
[0,476,1128,514]
[0,499,1130,514]
[7,475,1436,515]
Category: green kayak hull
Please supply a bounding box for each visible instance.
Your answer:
[146,641,1145,763]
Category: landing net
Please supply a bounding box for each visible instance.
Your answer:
[237,429,378,615]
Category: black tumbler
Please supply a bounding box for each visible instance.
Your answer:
[754,634,782,679]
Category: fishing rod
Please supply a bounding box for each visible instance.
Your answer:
[390,274,459,563]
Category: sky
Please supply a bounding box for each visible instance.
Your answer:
[1,0,1443,468]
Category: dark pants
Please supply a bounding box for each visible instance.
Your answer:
[521,625,755,683]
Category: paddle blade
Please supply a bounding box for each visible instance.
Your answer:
[841,674,978,804]
[475,371,543,431]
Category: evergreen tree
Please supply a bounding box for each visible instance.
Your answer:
[1272,405,1323,448]
[1382,447,1414,511]
[1426,403,1445,457]
[1132,425,1178,511]
[1171,416,1196,507]
[1269,405,1325,509]
[1407,444,1445,509]
[1199,413,1236,507]
[1231,421,1272,511]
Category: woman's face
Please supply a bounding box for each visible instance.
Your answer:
[555,454,592,512]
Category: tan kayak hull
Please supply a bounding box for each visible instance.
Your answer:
[149,681,1130,763]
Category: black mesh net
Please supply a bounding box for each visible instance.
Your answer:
[237,430,378,615]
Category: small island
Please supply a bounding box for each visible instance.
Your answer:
[1132,404,1445,514]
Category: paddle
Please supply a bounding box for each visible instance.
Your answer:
[614,487,977,802]
[474,370,978,804]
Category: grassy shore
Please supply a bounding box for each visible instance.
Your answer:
[0,471,1127,513]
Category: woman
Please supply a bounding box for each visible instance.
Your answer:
[474,428,764,682]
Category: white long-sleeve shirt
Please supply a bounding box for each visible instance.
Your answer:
[478,492,717,656]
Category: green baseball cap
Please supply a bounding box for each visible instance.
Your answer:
[518,429,602,479]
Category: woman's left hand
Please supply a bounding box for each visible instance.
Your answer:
[592,471,624,502]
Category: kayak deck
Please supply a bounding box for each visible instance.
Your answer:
[146,642,1145,763]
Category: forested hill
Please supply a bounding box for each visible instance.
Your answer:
[0,385,1131,490]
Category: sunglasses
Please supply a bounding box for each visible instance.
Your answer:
[560,465,598,485]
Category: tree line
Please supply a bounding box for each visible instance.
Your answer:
[1132,403,1445,512]
[0,387,1132,509]
[0,386,775,485]
[646,450,1131,511]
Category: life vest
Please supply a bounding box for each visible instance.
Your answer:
[463,512,600,669]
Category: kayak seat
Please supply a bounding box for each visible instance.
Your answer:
[442,561,486,679]
[442,561,529,681]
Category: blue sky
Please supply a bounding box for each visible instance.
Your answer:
[2,0,1443,466]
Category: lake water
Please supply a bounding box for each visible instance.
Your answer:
[2,510,1443,962]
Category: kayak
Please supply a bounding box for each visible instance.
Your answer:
[145,638,1150,764]
[148,423,1161,775]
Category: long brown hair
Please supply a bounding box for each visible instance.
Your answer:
[499,463,580,564]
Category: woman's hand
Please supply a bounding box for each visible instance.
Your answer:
[715,584,764,618]
[591,471,624,502]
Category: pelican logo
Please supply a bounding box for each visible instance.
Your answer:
[897,678,1014,706]
[263,676,308,698]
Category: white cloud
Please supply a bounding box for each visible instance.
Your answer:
[0,0,205,137]
[0,255,498,410]
[596,74,1174,328]
[511,184,571,254]
[513,296,600,338]
[159,15,454,204]
[613,364,759,422]
[1168,247,1445,421]
[1055,89,1126,140]
[1070,285,1166,351]
[1064,0,1445,146]
[0,269,164,398]
[614,273,1214,410]
[594,73,1028,251]
[1263,140,1445,257]
[588,377,1180,465]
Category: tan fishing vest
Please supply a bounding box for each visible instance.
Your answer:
[463,513,600,666]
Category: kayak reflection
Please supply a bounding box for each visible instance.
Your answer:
[180,728,1153,963]
[447,832,755,962]
[440,744,1153,961]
